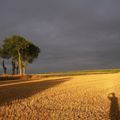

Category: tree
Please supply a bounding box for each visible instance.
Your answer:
[21,42,40,74]
[1,35,40,75]
[0,43,18,74]
[0,47,10,74]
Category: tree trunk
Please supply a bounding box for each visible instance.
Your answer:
[22,62,27,75]
[15,60,19,74]
[11,60,15,75]
[17,50,22,75]
[16,64,19,74]
[2,60,7,74]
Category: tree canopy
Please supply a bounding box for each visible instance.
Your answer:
[0,35,40,75]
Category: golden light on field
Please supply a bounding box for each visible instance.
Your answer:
[0,73,120,119]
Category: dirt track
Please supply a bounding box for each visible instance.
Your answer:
[0,73,120,120]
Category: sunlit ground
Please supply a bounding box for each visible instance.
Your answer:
[0,73,120,120]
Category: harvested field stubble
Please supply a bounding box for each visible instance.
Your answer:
[0,73,120,120]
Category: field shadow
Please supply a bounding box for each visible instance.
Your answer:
[0,77,70,107]
[108,93,120,120]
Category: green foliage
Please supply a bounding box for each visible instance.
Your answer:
[2,35,40,61]
[0,35,41,74]
[2,35,30,58]
[22,42,40,63]
[0,46,11,59]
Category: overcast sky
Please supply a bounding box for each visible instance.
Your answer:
[0,0,120,73]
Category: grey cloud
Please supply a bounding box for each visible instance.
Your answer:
[0,0,120,73]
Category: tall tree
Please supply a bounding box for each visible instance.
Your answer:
[22,42,40,74]
[1,35,40,75]
[2,35,29,75]
[0,47,10,74]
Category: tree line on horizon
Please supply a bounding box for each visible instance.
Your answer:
[0,35,40,75]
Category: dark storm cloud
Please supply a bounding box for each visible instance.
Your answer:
[0,0,120,73]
